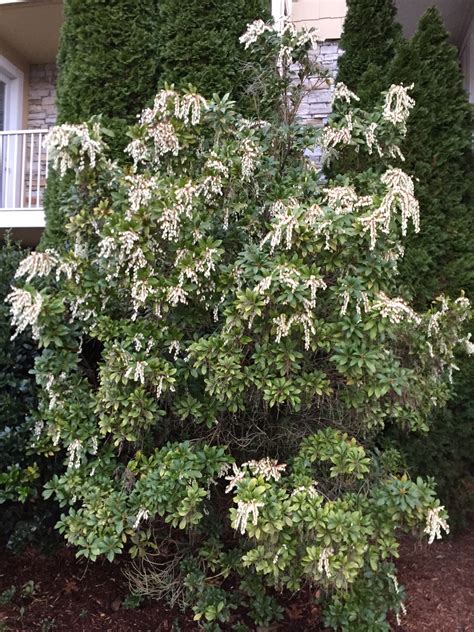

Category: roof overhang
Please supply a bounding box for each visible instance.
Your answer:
[395,0,473,47]
[0,0,63,64]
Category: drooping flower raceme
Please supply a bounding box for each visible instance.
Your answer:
[382,83,415,129]
[44,121,105,177]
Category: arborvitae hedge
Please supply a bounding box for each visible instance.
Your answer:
[337,0,402,108]
[157,0,270,113]
[42,0,161,248]
[390,8,473,304]
[56,0,160,128]
[388,8,474,526]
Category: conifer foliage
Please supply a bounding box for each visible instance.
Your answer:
[42,0,161,248]
[389,8,474,525]
[337,0,402,108]
[390,8,473,304]
[157,0,270,112]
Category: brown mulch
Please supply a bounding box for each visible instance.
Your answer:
[0,546,193,632]
[395,524,474,632]
[0,523,473,631]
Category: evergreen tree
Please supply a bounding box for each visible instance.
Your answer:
[390,8,473,304]
[157,0,270,114]
[388,8,474,526]
[337,0,402,108]
[42,0,161,248]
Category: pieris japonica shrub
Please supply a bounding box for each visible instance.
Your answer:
[7,20,472,631]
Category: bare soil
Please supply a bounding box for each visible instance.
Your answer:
[1,522,473,631]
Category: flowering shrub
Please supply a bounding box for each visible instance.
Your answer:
[6,20,472,630]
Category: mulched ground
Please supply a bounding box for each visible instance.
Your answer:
[1,523,473,631]
[395,525,474,632]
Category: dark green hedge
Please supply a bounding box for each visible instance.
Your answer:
[336,4,474,526]
[42,0,161,248]
[157,0,270,113]
[390,8,473,305]
[56,0,160,127]
[337,0,401,108]
[388,9,474,527]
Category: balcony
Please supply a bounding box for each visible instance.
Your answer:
[0,129,48,228]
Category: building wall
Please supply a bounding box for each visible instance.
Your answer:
[298,41,340,164]
[460,15,474,103]
[292,0,346,39]
[27,62,57,129]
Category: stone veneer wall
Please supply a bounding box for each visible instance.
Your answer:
[28,63,58,130]
[22,64,57,208]
[299,41,341,163]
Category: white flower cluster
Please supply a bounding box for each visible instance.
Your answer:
[125,174,159,217]
[371,292,421,326]
[7,287,43,339]
[463,333,474,355]
[306,276,328,309]
[424,506,449,544]
[320,113,354,150]
[382,84,415,128]
[42,371,69,411]
[360,168,419,249]
[240,138,260,180]
[295,25,321,49]
[238,119,270,132]
[224,463,246,493]
[388,573,407,625]
[332,82,360,105]
[318,546,334,578]
[44,122,104,177]
[143,89,177,121]
[15,250,58,283]
[274,312,316,350]
[243,458,287,481]
[67,438,83,469]
[97,230,153,318]
[234,499,264,534]
[147,121,180,161]
[427,296,449,339]
[291,482,319,497]
[125,360,147,385]
[175,93,207,126]
[133,507,150,530]
[340,289,369,317]
[131,90,207,167]
[365,122,383,157]
[55,259,78,283]
[167,285,189,307]
[239,19,272,49]
[261,199,298,253]
[324,185,372,215]
[126,138,150,166]
[277,45,294,76]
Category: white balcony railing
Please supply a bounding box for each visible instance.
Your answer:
[0,129,48,227]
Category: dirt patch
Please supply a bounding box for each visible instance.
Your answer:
[0,547,193,631]
[1,523,473,631]
[395,524,474,632]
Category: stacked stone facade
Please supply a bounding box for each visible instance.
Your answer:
[28,63,57,130]
[22,64,57,208]
[299,41,341,163]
